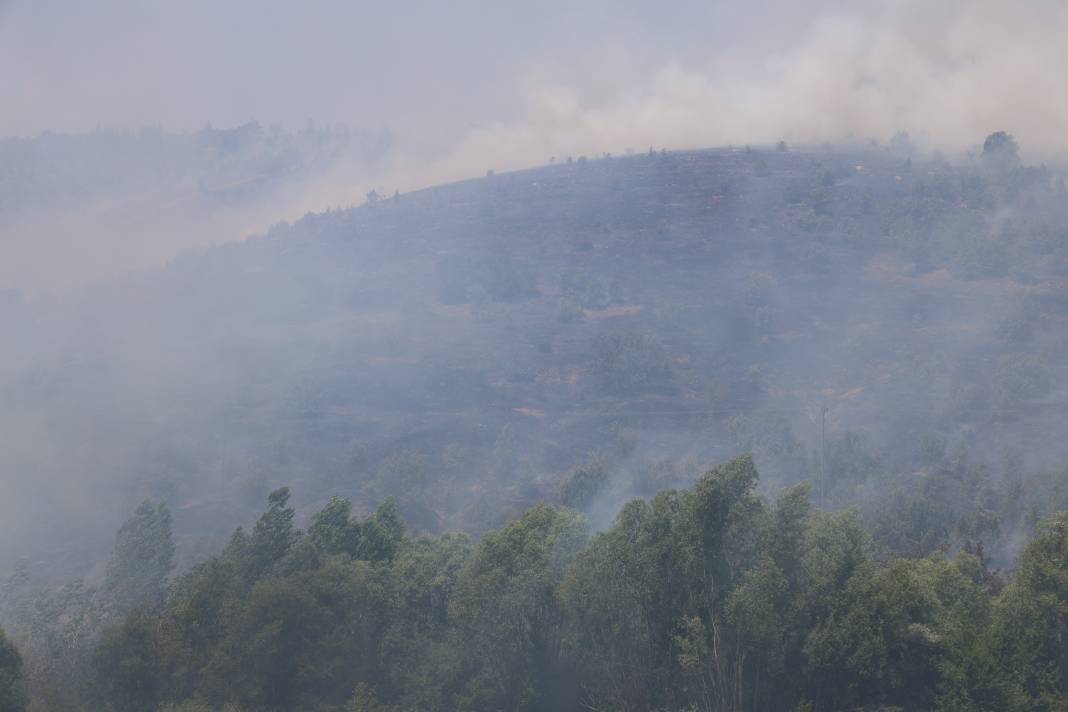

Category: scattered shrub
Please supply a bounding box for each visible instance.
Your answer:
[591,332,675,396]
[437,253,537,304]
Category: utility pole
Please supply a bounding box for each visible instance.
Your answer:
[819,406,828,503]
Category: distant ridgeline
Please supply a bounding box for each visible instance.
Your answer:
[1,456,1066,710]
[0,122,391,217]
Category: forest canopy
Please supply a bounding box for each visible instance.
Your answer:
[2,455,1066,711]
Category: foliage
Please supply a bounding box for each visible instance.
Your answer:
[559,461,609,511]
[437,252,537,304]
[982,131,1020,166]
[0,456,1064,711]
[102,499,176,616]
[0,628,25,712]
[591,332,675,396]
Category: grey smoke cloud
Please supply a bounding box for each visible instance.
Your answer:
[5,1,1063,152]
[2,0,1067,290]
[423,0,1068,180]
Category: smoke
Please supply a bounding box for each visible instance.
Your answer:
[4,2,1067,154]
[242,0,1068,214]
[402,0,1068,187]
[269,0,1068,255]
[3,1,1067,291]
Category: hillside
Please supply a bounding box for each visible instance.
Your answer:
[4,141,1068,575]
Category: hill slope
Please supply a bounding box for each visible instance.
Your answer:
[4,143,1068,573]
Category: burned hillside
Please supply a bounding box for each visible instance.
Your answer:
[4,141,1068,573]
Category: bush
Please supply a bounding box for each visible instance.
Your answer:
[0,629,25,712]
[437,252,537,304]
[981,131,1019,166]
[591,332,675,396]
[561,462,609,511]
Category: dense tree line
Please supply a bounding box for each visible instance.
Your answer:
[5,456,1063,711]
[0,628,26,711]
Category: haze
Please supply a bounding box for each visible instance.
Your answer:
[3,3,1068,709]
[5,1,1068,290]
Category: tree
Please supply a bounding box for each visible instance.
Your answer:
[245,487,299,577]
[206,558,389,710]
[74,474,1068,712]
[591,332,674,396]
[308,496,361,557]
[91,612,162,712]
[936,552,1020,712]
[102,499,175,615]
[560,461,609,511]
[358,498,405,563]
[991,512,1068,709]
[982,131,1020,168]
[451,504,587,712]
[563,455,775,712]
[0,628,26,712]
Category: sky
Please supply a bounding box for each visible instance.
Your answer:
[3,0,1068,288]
[5,1,1067,159]
[0,1,740,147]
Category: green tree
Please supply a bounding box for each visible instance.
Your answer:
[0,628,25,712]
[378,533,472,711]
[563,455,773,712]
[560,461,609,511]
[358,498,405,563]
[245,487,299,577]
[92,611,163,712]
[991,512,1068,710]
[203,558,390,710]
[451,504,587,711]
[102,499,175,615]
[75,479,1068,712]
[982,131,1019,167]
[591,332,675,396]
[308,496,362,557]
[937,552,1022,712]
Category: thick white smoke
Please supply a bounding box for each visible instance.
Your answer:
[408,0,1068,185]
